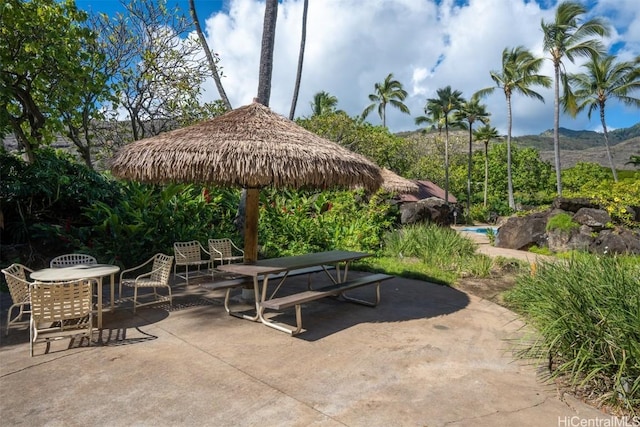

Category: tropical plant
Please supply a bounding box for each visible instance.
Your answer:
[289,0,308,120]
[456,94,491,215]
[541,0,610,196]
[478,46,551,210]
[627,155,640,168]
[565,54,640,182]
[309,91,339,117]
[424,86,465,204]
[361,73,410,128]
[505,254,640,414]
[473,124,501,207]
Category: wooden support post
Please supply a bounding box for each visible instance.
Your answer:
[243,188,259,264]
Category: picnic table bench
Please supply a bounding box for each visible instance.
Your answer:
[259,273,394,335]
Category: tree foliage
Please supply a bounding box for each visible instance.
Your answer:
[0,0,106,164]
[480,46,551,210]
[95,0,212,143]
[297,112,415,175]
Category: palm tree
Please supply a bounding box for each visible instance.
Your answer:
[566,54,640,182]
[289,0,308,120]
[415,104,444,134]
[424,86,465,204]
[473,124,500,208]
[362,73,410,127]
[310,91,339,116]
[188,0,232,110]
[456,94,490,215]
[541,0,610,196]
[477,46,551,210]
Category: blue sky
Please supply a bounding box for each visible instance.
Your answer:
[73,0,639,136]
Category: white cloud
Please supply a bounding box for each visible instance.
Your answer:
[199,0,640,136]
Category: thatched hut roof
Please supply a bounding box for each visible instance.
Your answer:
[109,102,382,193]
[380,168,419,194]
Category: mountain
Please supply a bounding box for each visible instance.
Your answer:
[514,122,640,152]
[514,122,640,170]
[398,122,640,171]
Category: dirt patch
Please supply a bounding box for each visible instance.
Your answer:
[454,274,518,305]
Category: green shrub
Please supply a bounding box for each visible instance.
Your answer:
[504,254,640,414]
[546,212,580,233]
[382,223,482,277]
[79,182,240,267]
[258,189,397,258]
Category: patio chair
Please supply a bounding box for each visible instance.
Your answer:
[208,238,244,267]
[119,253,174,313]
[30,279,94,357]
[1,263,34,336]
[173,241,210,285]
[50,253,97,268]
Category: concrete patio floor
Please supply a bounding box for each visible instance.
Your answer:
[0,268,617,427]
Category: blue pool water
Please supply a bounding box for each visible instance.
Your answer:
[461,226,498,235]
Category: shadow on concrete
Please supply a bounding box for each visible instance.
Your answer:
[187,272,471,341]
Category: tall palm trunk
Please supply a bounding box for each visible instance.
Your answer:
[483,141,489,208]
[289,0,308,120]
[257,0,278,106]
[466,126,473,216]
[553,62,563,196]
[444,120,450,204]
[242,0,278,264]
[600,108,618,182]
[188,0,232,110]
[506,95,515,210]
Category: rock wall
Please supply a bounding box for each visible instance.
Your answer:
[495,198,640,255]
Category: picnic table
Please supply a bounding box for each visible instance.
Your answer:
[216,250,393,335]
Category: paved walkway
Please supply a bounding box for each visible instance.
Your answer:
[454,227,554,265]
[0,268,618,426]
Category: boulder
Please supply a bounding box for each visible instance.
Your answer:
[548,225,594,252]
[400,197,455,226]
[552,197,599,212]
[591,228,640,255]
[573,208,611,230]
[495,212,548,250]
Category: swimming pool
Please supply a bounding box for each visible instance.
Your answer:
[461,226,499,235]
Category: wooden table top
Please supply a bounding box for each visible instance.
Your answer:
[216,250,370,278]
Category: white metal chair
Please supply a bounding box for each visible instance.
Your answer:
[208,238,244,267]
[119,253,174,313]
[50,253,97,268]
[1,263,34,336]
[173,241,210,284]
[29,279,94,357]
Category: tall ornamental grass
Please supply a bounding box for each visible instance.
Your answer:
[377,223,495,284]
[383,223,477,266]
[504,254,640,414]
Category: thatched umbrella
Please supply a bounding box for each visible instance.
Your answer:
[380,168,419,195]
[110,101,383,263]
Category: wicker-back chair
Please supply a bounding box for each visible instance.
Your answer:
[50,253,97,268]
[30,279,94,357]
[173,241,210,284]
[1,263,34,336]
[208,238,244,266]
[119,253,174,313]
